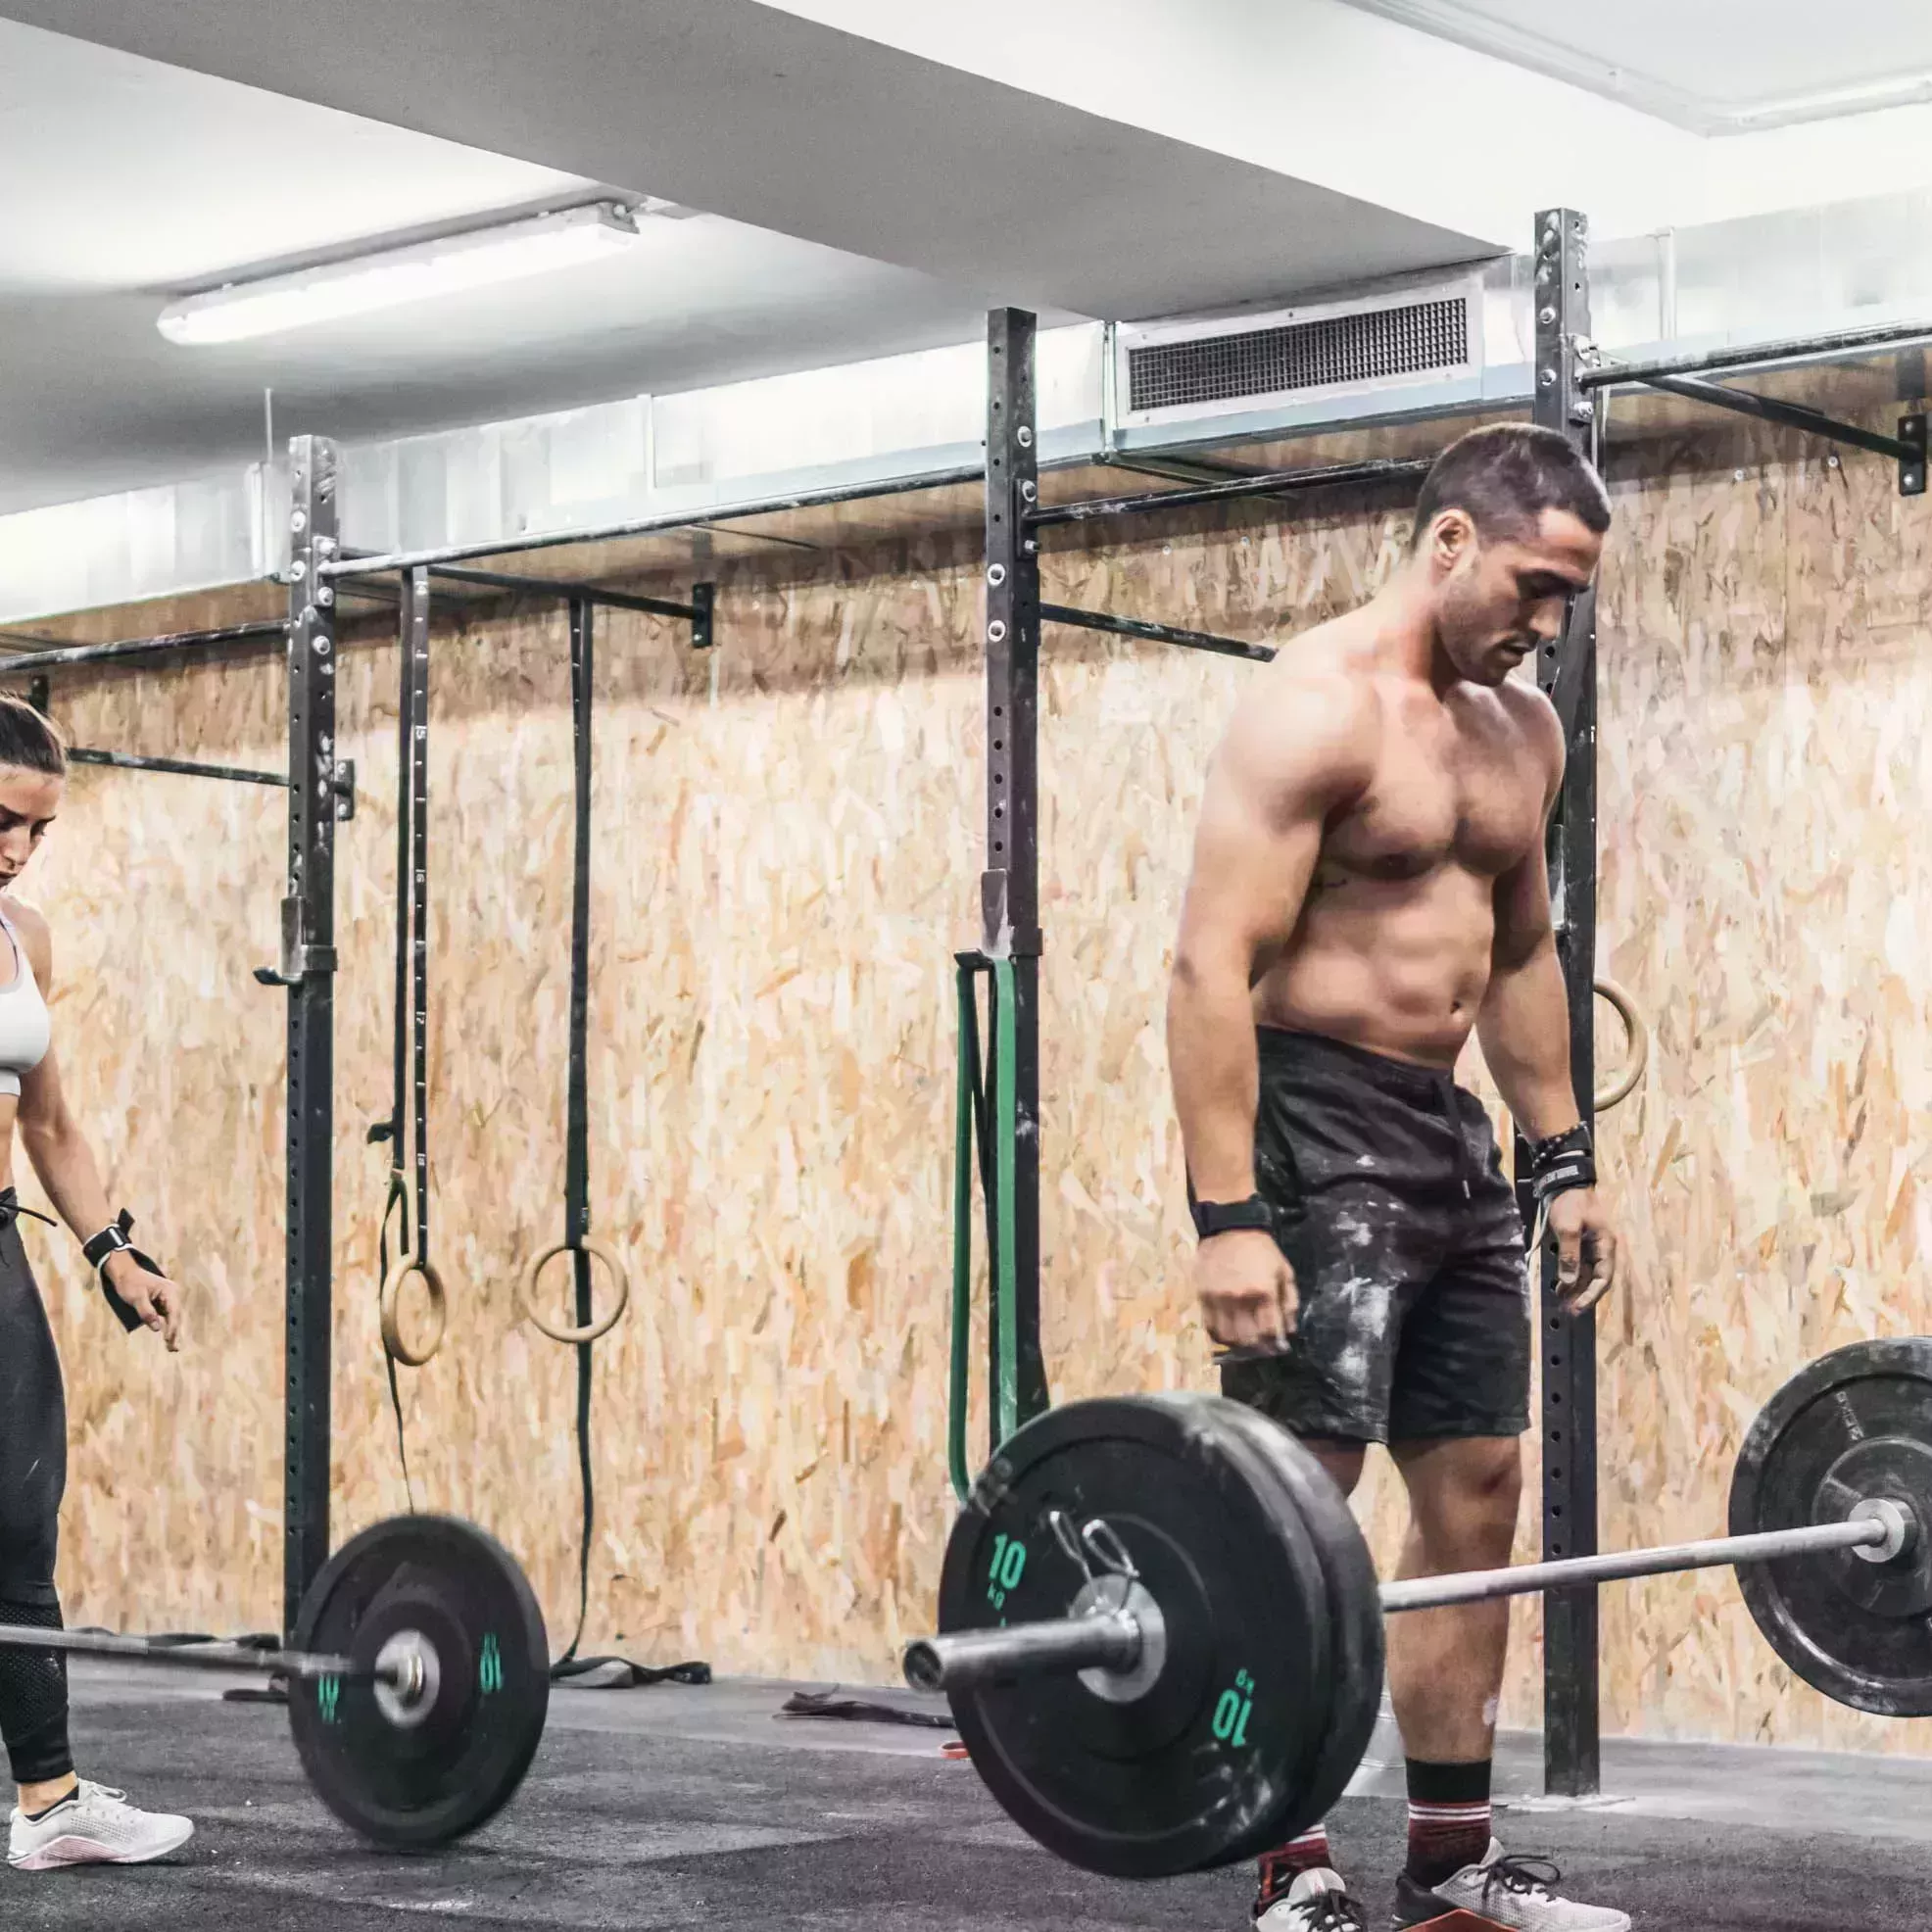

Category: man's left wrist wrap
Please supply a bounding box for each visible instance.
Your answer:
[1527,1124,1595,1205]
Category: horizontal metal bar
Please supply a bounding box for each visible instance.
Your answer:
[1583,320,1932,391]
[904,1513,1899,1693]
[1098,452,1389,511]
[349,561,701,621]
[1026,458,1432,529]
[316,462,989,580]
[0,620,287,678]
[902,1611,1139,1694]
[0,1622,359,1684]
[66,747,287,788]
[1379,1515,1885,1613]
[1640,372,1917,461]
[1040,602,1275,663]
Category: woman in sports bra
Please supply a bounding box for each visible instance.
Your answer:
[0,698,195,1871]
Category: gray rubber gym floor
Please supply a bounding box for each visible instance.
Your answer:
[8,1663,1931,1928]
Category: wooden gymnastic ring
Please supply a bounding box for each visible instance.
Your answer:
[516,1238,630,1345]
[380,1253,449,1368]
[1592,976,1650,1114]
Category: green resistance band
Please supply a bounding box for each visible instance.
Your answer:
[949,955,1022,1501]
[990,957,1019,1452]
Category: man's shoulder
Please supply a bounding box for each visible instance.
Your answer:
[1488,674,1564,757]
[1219,626,1381,802]
[1250,618,1383,730]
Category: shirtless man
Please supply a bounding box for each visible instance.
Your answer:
[1168,424,1624,1932]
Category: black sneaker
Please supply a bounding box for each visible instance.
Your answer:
[1391,1839,1629,1930]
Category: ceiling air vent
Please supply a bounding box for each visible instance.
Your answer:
[1117,278,1482,429]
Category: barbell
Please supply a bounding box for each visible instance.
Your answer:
[904,1336,1932,1878]
[0,1514,549,1849]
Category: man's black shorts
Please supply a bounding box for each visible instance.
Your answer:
[1218,1028,1531,1445]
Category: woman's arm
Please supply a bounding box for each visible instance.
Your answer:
[11,899,181,1348]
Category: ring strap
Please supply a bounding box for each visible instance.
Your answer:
[405,569,433,1296]
[368,572,438,1513]
[557,596,611,1671]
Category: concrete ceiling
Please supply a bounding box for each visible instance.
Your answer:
[0,1,1494,515]
[0,19,1060,513]
[14,0,1932,522]
[0,1,1485,320]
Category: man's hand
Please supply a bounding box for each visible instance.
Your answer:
[104,1249,183,1351]
[1547,1185,1618,1314]
[1195,1227,1297,1352]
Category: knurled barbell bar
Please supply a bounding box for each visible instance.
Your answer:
[904,1336,1932,1879]
[0,1514,550,1850]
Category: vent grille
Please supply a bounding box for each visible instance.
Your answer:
[1128,297,1470,414]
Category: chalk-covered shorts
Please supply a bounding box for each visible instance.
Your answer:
[1218,1029,1531,1445]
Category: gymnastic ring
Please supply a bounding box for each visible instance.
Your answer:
[379,1252,449,1368]
[1592,976,1650,1115]
[516,1238,630,1346]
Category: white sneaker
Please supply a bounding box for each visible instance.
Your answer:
[7,1780,194,1869]
[1256,1867,1367,1930]
[1392,1838,1629,1930]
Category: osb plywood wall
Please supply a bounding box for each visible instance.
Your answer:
[21,421,1932,1756]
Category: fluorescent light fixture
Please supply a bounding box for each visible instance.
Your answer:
[157,202,646,346]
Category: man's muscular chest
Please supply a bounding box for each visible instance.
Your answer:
[1318,700,1544,886]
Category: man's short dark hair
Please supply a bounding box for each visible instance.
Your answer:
[1409,422,1610,551]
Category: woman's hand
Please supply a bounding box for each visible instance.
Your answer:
[103,1249,182,1351]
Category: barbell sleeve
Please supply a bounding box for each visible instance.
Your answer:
[1378,1512,1896,1613]
[904,1609,1140,1692]
[0,1621,369,1685]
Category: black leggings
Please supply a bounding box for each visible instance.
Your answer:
[0,1192,72,1784]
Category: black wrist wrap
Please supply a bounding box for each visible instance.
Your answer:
[1526,1124,1596,1205]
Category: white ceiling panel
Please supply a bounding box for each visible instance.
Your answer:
[1339,1,1932,126]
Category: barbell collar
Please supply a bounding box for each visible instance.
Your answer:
[1380,1509,1902,1614]
[0,1620,382,1686]
[904,1608,1140,1693]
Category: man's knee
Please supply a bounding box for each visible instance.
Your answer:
[1297,1435,1369,1498]
[1398,1435,1522,1559]
[1460,1437,1523,1514]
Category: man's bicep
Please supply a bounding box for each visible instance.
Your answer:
[1491,833,1555,969]
[1490,700,1566,969]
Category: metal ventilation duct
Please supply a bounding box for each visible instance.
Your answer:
[1116,276,1486,433]
[1126,290,1473,416]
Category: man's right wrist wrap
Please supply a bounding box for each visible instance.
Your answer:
[1526,1124,1596,1205]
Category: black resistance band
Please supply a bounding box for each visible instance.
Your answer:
[545,601,705,1692]
[560,596,597,1666]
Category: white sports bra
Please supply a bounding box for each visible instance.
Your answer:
[0,907,51,1098]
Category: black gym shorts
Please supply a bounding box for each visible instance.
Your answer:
[1218,1028,1531,1445]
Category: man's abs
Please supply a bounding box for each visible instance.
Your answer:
[1252,863,1498,1069]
